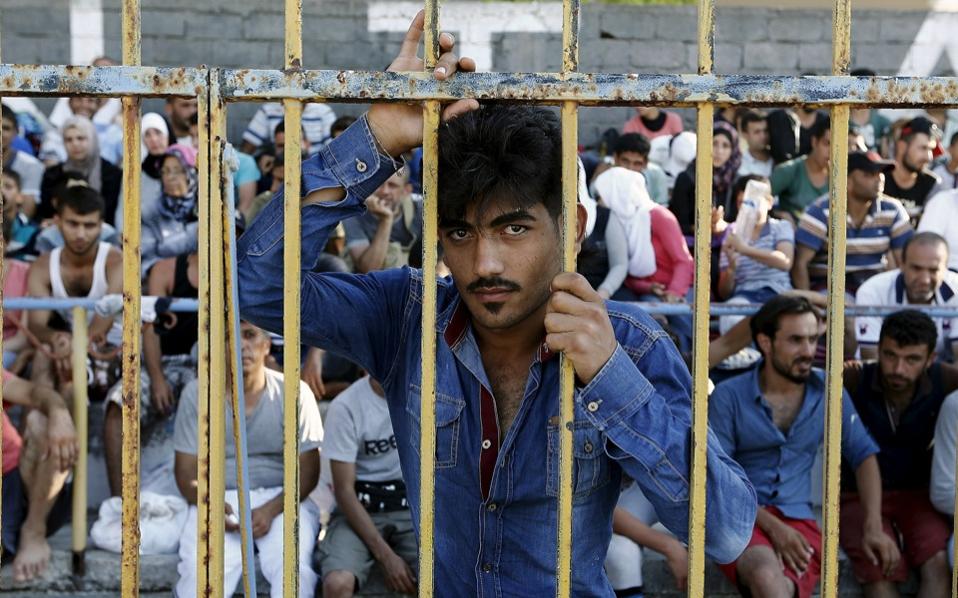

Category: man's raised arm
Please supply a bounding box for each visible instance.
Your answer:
[237,11,478,381]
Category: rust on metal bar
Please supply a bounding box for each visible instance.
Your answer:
[0,64,204,97]
[556,0,580,596]
[71,307,89,576]
[196,78,214,598]
[208,81,228,598]
[820,2,852,596]
[688,0,715,593]
[216,69,958,107]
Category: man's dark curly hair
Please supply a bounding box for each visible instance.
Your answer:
[437,104,562,225]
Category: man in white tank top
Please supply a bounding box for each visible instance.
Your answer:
[26,185,123,394]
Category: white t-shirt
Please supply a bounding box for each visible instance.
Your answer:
[737,150,774,179]
[322,376,402,483]
[173,369,323,490]
[855,268,958,356]
[918,189,958,271]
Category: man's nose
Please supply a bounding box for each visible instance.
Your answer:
[473,237,505,278]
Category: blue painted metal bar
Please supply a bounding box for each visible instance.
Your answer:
[3,298,199,311]
[638,303,958,318]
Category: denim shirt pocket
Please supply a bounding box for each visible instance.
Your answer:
[546,421,611,502]
[406,384,466,469]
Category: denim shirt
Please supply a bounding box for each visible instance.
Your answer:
[237,115,757,597]
[709,365,879,521]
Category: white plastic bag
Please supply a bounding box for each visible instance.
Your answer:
[90,491,188,554]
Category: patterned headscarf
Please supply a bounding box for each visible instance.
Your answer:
[711,120,742,201]
[159,144,198,222]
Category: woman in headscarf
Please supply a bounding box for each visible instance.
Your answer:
[39,115,122,224]
[669,119,743,236]
[141,144,199,276]
[593,166,695,350]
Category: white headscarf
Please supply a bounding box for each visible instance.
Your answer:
[140,112,170,154]
[577,157,597,238]
[592,167,657,278]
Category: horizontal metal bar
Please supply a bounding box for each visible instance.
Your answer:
[218,69,958,107]
[3,297,199,311]
[0,64,205,97]
[641,303,958,318]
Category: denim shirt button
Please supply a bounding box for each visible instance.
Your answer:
[355,159,368,173]
[482,439,492,450]
[487,503,497,511]
[587,401,599,412]
[482,563,493,573]
[584,441,594,453]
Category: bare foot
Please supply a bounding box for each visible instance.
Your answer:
[12,526,50,582]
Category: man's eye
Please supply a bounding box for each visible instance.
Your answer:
[505,225,527,235]
[448,229,469,240]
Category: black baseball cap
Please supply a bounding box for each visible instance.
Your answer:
[900,116,937,139]
[848,151,893,174]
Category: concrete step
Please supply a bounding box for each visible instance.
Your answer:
[1,524,920,596]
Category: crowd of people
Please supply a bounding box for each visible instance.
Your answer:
[3,55,958,597]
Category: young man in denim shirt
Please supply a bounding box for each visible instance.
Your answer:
[237,12,756,595]
[710,296,899,598]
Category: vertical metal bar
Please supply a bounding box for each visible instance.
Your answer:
[71,307,89,577]
[120,0,142,593]
[283,0,304,593]
[419,3,441,597]
[687,1,715,596]
[821,2,851,597]
[196,78,214,598]
[208,80,227,598]
[556,0,580,596]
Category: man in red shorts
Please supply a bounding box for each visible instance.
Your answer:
[842,309,955,596]
[710,296,901,597]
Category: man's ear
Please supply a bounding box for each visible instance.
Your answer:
[573,202,588,252]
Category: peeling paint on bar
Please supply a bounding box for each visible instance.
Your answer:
[0,65,204,97]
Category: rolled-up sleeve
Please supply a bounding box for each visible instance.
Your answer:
[577,335,757,564]
[237,114,411,380]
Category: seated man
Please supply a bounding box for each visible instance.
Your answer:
[102,251,199,498]
[842,310,955,596]
[343,168,423,273]
[710,295,899,598]
[1,369,77,582]
[793,151,913,295]
[26,185,123,398]
[604,484,688,596]
[855,232,958,362]
[319,375,418,597]
[1,170,39,261]
[931,385,958,565]
[173,321,323,598]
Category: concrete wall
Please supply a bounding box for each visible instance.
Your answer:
[1,1,953,146]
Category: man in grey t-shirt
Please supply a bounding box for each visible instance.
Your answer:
[343,168,423,273]
[173,321,323,598]
[319,376,418,597]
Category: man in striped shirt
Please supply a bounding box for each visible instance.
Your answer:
[792,151,914,294]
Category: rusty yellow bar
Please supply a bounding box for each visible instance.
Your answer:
[196,83,214,597]
[71,307,89,572]
[418,2,441,597]
[120,0,142,593]
[419,100,440,598]
[687,1,715,596]
[209,84,228,598]
[282,97,304,598]
[821,2,851,596]
[556,0,579,596]
[688,103,714,598]
[283,0,304,593]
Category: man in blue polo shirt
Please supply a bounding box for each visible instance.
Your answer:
[710,295,899,598]
[792,151,914,294]
[236,12,757,596]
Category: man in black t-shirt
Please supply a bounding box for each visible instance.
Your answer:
[884,117,940,214]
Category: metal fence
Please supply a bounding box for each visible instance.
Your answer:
[3,0,958,596]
